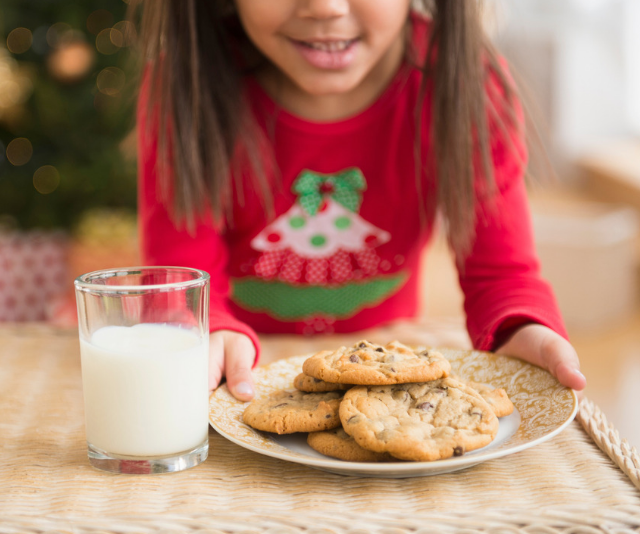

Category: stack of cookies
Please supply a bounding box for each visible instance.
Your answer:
[242,340,514,463]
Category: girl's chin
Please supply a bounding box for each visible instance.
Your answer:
[291,74,366,98]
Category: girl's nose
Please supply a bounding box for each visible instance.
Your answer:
[297,0,350,19]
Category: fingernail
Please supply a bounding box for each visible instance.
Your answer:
[235,381,254,396]
[572,368,586,380]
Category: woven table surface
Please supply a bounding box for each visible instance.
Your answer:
[1,322,639,533]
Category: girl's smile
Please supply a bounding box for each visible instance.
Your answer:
[234,0,412,121]
[290,38,359,70]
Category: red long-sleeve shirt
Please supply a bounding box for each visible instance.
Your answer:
[138,16,568,363]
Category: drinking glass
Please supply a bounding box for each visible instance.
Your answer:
[74,267,210,474]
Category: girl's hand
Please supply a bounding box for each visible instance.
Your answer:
[495,324,587,391]
[208,330,257,401]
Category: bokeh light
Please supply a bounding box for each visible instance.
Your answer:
[46,22,72,48]
[6,138,33,166]
[47,41,95,83]
[109,27,125,48]
[33,165,60,195]
[0,77,22,109]
[0,49,33,114]
[7,28,33,54]
[96,28,120,55]
[97,66,126,96]
[86,10,114,35]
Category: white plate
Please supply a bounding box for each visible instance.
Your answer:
[209,349,578,478]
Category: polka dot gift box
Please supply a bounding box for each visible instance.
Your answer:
[0,231,68,321]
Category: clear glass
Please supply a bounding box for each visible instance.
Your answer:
[74,267,210,474]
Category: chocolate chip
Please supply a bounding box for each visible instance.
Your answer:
[392,390,409,402]
[358,342,367,348]
[313,378,322,383]
[325,414,332,419]
[416,402,433,410]
[347,415,359,423]
[470,409,483,418]
[274,403,288,408]
[389,367,396,373]
[453,446,464,456]
[375,347,384,353]
[435,387,448,396]
[349,354,359,363]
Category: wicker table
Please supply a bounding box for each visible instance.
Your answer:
[1,322,639,533]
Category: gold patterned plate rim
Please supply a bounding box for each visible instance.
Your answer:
[209,348,578,477]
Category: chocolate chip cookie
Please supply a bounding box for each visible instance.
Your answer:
[307,427,394,462]
[293,372,351,393]
[464,380,514,418]
[339,377,499,461]
[302,340,451,385]
[243,389,343,434]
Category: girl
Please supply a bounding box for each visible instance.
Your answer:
[132,0,586,401]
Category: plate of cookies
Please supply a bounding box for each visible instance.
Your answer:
[209,340,578,477]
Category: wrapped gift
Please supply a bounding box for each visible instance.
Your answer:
[0,230,69,321]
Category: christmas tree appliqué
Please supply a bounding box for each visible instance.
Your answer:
[231,168,407,323]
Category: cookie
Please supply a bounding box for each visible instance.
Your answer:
[243,389,343,434]
[302,340,451,385]
[339,377,499,461]
[293,372,351,393]
[464,380,514,418]
[307,428,394,462]
[449,375,514,418]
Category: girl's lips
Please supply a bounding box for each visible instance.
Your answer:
[291,38,359,70]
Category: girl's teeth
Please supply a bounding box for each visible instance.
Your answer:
[306,40,351,52]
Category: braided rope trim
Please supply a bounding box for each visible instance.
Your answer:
[577,397,640,490]
[1,507,640,534]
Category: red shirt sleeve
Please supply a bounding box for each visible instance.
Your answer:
[456,67,568,351]
[136,70,261,365]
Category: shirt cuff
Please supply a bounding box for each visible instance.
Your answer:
[472,306,569,352]
[209,309,261,368]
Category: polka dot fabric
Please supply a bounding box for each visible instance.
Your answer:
[254,250,285,279]
[253,248,384,285]
[279,251,305,283]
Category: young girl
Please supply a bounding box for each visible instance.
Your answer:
[133,0,586,401]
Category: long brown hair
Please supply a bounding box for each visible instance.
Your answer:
[129,0,519,255]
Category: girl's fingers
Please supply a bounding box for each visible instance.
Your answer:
[497,324,587,391]
[539,334,587,391]
[555,363,587,391]
[208,332,226,392]
[208,331,257,400]
[221,331,256,401]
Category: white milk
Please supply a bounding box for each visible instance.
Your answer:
[80,323,209,457]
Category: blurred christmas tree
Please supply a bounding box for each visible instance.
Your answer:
[0,0,137,232]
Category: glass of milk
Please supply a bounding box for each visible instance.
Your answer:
[74,267,210,474]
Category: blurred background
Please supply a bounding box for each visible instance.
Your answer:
[1,1,638,444]
[0,0,137,324]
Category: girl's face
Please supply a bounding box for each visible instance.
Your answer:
[234,0,412,99]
